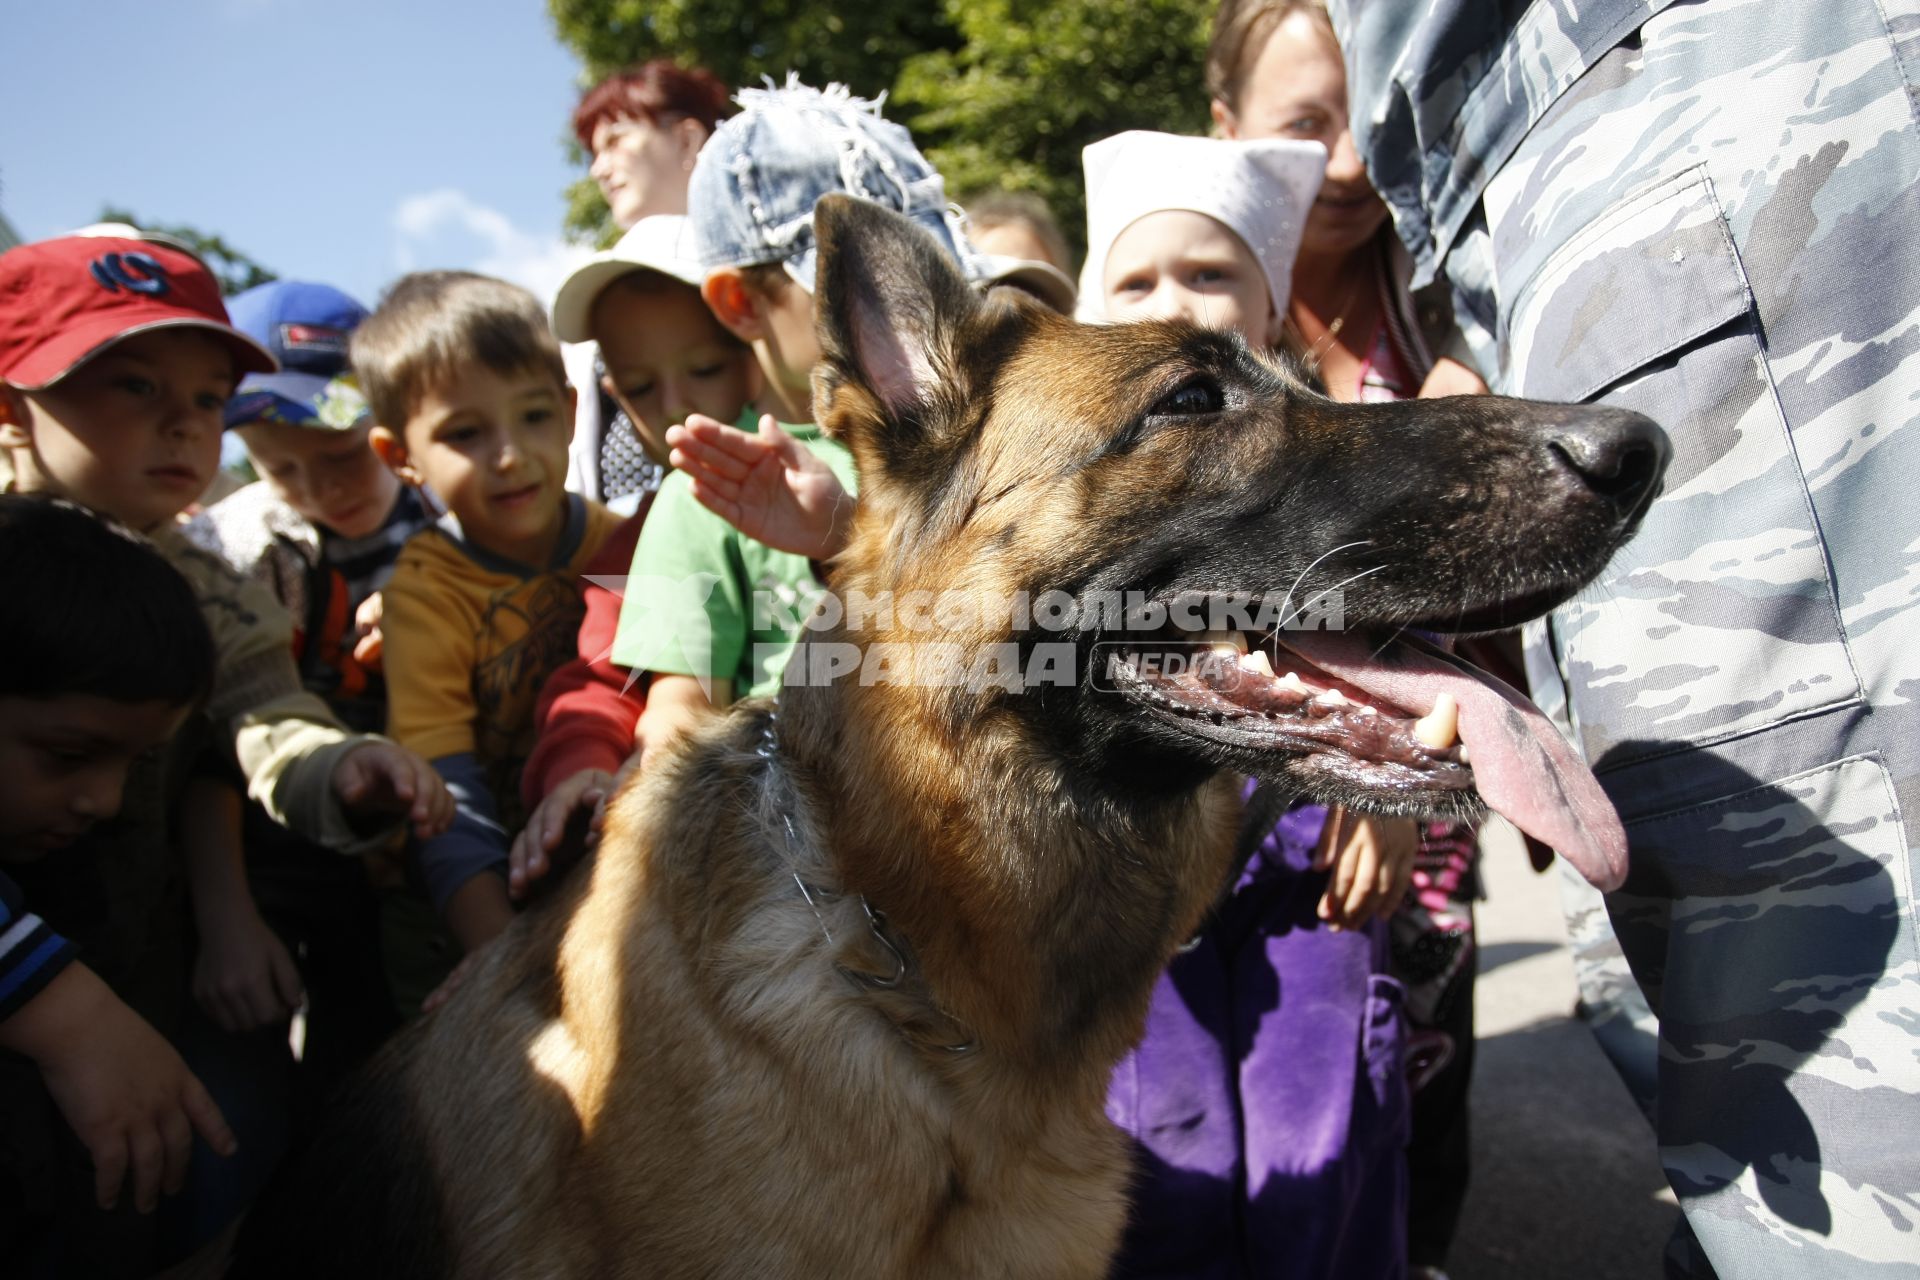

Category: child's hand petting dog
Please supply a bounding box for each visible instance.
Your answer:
[333,741,454,840]
[1313,808,1418,930]
[0,963,237,1212]
[421,940,493,1014]
[509,768,615,900]
[191,900,305,1033]
[667,414,855,561]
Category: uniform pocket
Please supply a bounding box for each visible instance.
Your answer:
[1502,167,1860,772]
[1613,754,1913,1025]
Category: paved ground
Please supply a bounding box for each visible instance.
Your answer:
[1444,821,1681,1279]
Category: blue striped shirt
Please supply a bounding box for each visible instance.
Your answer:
[0,869,76,1022]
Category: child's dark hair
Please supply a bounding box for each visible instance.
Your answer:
[352,271,567,434]
[0,496,214,707]
[736,262,794,302]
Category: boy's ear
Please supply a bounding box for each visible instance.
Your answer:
[702,270,766,344]
[368,425,421,486]
[0,382,32,448]
[811,194,986,458]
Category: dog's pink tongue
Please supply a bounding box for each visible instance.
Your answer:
[1279,631,1627,891]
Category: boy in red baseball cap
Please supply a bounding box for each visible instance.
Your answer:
[0,234,451,852]
[0,236,276,526]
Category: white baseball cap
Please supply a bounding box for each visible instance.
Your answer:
[550,214,706,343]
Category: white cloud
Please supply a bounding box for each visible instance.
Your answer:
[390,189,591,307]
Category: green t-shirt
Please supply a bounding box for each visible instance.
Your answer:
[611,416,858,698]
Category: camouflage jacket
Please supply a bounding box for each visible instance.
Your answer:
[1328,9,1920,1271]
[1330,0,1920,821]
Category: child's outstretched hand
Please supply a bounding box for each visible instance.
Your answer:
[333,741,454,840]
[508,768,615,900]
[667,414,855,560]
[1312,808,1419,930]
[0,963,236,1212]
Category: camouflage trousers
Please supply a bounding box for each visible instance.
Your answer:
[1557,865,1660,1128]
[1333,0,1920,1272]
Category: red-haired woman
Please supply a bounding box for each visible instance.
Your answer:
[564,60,732,508]
[574,60,732,230]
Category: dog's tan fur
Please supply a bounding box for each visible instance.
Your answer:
[234,196,1663,1279]
[387,692,1235,1276]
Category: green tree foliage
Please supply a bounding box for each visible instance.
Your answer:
[547,0,1216,266]
[551,0,957,95]
[98,206,277,297]
[564,175,620,250]
[900,0,1213,267]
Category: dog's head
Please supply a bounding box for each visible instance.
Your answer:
[808,196,1668,890]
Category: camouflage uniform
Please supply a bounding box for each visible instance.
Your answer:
[1330,1,1920,1273]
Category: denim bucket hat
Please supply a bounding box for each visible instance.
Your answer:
[687,76,972,291]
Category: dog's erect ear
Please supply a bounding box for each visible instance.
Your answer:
[812,194,983,456]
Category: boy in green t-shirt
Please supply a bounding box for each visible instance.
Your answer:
[612,414,856,710]
[611,79,975,755]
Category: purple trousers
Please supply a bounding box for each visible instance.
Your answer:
[1106,799,1410,1279]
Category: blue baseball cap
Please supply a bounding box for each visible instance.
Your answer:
[687,77,973,293]
[223,280,372,430]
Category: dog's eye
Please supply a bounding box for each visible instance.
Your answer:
[1150,377,1224,418]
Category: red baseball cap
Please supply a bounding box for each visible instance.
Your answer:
[0,236,278,389]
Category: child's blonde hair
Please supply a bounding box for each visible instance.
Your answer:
[352,271,566,432]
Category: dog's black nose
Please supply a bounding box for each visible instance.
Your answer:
[1542,408,1670,520]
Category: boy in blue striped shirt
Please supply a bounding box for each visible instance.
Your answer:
[0,497,235,1228]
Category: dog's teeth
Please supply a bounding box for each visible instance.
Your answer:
[1356,704,1378,717]
[1238,650,1275,676]
[1314,689,1347,707]
[1279,671,1306,692]
[1413,693,1459,749]
[1457,743,1472,765]
[1201,630,1247,655]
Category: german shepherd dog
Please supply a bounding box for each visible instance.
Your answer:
[231,196,1666,1277]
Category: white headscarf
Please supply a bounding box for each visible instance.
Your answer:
[1077,131,1327,323]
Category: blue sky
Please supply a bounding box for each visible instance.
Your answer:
[1,0,598,311]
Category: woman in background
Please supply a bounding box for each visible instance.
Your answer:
[565,60,733,510]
